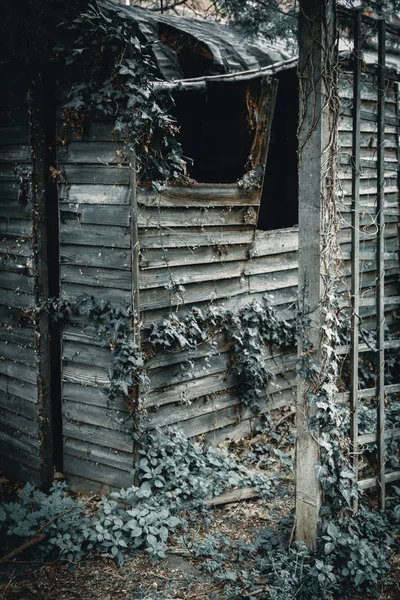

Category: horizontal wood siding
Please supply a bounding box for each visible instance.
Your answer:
[58,118,135,490]
[0,71,41,485]
[137,177,299,440]
[338,69,400,321]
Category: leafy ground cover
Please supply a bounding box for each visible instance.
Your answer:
[0,413,399,600]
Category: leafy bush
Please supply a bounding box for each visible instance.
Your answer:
[0,428,273,566]
[185,506,399,600]
[0,482,89,563]
[149,297,295,414]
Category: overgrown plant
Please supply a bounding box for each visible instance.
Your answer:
[59,1,184,181]
[149,296,296,414]
[0,428,274,566]
[40,295,149,415]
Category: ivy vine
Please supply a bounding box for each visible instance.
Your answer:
[58,1,185,182]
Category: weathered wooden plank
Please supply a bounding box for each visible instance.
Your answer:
[60,222,130,248]
[0,238,33,257]
[146,335,230,371]
[61,282,132,305]
[339,221,398,242]
[1,339,36,366]
[139,259,246,290]
[62,324,105,347]
[145,371,237,408]
[0,254,34,274]
[149,353,229,391]
[339,153,399,171]
[63,401,129,432]
[147,392,241,430]
[0,145,30,162]
[249,269,298,293]
[62,361,109,387]
[0,425,40,457]
[62,340,111,369]
[250,228,298,258]
[0,201,33,220]
[62,381,127,412]
[0,403,38,436]
[140,286,298,326]
[60,204,130,227]
[0,218,32,238]
[138,275,250,312]
[338,176,398,193]
[138,206,258,228]
[0,324,35,347]
[244,252,298,276]
[0,373,37,403]
[339,146,398,162]
[63,454,133,489]
[0,125,30,144]
[139,227,254,249]
[0,288,34,310]
[139,252,297,290]
[338,130,397,148]
[64,438,133,472]
[0,270,34,293]
[62,165,130,185]
[59,184,130,205]
[340,105,400,127]
[63,421,133,453]
[147,371,296,430]
[137,184,259,208]
[337,115,396,133]
[58,142,127,165]
[339,78,397,102]
[0,181,21,199]
[140,243,250,270]
[78,121,128,143]
[60,244,130,270]
[61,265,132,290]
[0,454,41,486]
[0,391,36,418]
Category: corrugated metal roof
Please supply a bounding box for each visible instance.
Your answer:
[100,1,291,81]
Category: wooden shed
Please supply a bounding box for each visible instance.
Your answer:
[0,1,399,492]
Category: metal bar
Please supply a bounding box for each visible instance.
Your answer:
[350,9,362,509]
[376,19,387,510]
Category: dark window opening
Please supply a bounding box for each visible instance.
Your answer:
[172,80,256,183]
[257,68,298,231]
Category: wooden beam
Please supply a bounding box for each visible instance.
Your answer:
[350,9,362,512]
[30,68,54,490]
[296,0,337,551]
[376,19,386,511]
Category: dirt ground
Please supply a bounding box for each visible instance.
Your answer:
[0,427,399,600]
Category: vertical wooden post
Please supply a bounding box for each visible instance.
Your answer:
[296,0,337,550]
[30,68,54,490]
[129,152,142,475]
[350,9,362,512]
[376,19,386,510]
